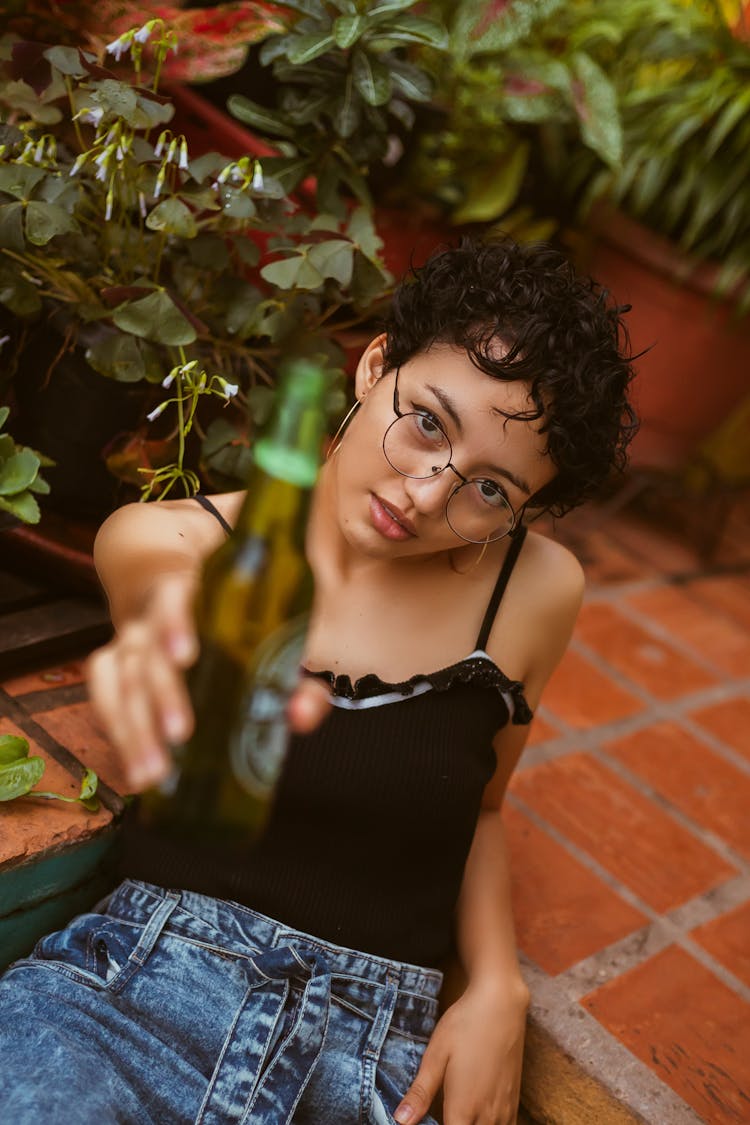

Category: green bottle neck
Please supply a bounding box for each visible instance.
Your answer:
[253,360,328,490]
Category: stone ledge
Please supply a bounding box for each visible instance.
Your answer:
[520,959,703,1125]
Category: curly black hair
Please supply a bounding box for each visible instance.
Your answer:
[381,235,638,517]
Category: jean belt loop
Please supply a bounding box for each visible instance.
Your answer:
[363,967,401,1064]
[129,890,180,966]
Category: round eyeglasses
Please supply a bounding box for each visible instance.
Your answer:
[382,369,518,544]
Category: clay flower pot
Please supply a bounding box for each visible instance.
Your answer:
[581,208,750,469]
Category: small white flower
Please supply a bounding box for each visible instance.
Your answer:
[134,23,153,44]
[69,154,86,177]
[138,191,147,218]
[154,131,169,159]
[96,164,108,183]
[0,335,10,350]
[161,371,176,389]
[147,403,168,422]
[178,139,189,171]
[221,382,239,398]
[82,107,105,126]
[105,37,128,62]
[252,163,264,192]
[217,165,233,185]
[33,138,45,164]
[105,190,114,221]
[116,145,124,161]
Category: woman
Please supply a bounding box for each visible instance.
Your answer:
[0,237,635,1125]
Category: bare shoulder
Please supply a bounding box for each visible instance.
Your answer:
[93,492,245,584]
[518,528,585,610]
[484,528,584,704]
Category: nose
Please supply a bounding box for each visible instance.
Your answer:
[402,470,456,517]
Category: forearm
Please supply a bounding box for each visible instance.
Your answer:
[455,807,528,999]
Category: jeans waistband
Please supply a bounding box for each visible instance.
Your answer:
[104,880,442,1039]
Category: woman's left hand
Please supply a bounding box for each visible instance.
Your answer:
[393,979,529,1125]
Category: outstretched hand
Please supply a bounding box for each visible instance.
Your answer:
[393,980,529,1125]
[86,571,331,794]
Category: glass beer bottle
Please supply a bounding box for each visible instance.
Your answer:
[141,357,329,850]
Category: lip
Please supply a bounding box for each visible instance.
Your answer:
[370,494,417,540]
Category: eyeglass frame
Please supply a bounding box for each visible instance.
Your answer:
[382,367,522,544]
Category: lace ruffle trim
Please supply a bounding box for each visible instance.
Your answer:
[304,654,533,725]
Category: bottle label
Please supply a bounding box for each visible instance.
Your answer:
[229,614,308,799]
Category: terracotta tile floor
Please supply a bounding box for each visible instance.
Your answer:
[2,491,749,1124]
[509,493,750,1124]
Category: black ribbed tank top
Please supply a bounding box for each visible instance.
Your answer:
[120,504,532,967]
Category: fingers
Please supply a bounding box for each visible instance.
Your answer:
[287,676,332,734]
[86,577,198,793]
[394,1041,446,1124]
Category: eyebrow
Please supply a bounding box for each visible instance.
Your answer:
[424,383,533,496]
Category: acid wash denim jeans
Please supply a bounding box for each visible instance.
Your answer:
[0,880,442,1124]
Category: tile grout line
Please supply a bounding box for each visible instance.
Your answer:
[507,792,750,1002]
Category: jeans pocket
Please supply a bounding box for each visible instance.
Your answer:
[28,892,179,995]
[28,913,126,990]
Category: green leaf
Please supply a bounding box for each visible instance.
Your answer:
[0,735,29,765]
[89,78,137,122]
[28,474,51,495]
[145,197,198,238]
[347,206,383,260]
[378,14,448,49]
[43,45,88,77]
[0,406,9,430]
[387,58,433,103]
[0,267,42,316]
[452,142,530,224]
[0,164,46,201]
[0,755,45,801]
[260,254,304,288]
[112,290,196,347]
[220,187,257,220]
[0,491,41,523]
[25,201,78,245]
[350,250,391,306]
[226,95,295,138]
[333,14,365,48]
[85,331,164,383]
[352,50,392,107]
[332,74,361,137]
[0,202,24,252]
[705,86,750,159]
[307,238,354,285]
[287,32,336,65]
[571,52,622,168]
[79,768,98,802]
[369,0,418,16]
[0,448,40,495]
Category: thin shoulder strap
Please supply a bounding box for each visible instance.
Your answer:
[193,493,233,536]
[475,525,528,651]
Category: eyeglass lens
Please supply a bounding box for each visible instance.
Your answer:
[383,414,514,544]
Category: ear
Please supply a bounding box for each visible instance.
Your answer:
[353,333,388,400]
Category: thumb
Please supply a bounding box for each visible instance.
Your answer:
[394,1042,446,1124]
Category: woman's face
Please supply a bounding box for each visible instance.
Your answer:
[328,340,557,561]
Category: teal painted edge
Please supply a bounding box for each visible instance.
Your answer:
[0,867,117,970]
[0,829,119,917]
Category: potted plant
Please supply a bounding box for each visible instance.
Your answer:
[0,9,445,527]
[539,0,750,468]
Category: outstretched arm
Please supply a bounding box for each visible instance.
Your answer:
[87,493,328,793]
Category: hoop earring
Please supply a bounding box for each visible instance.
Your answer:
[450,537,490,575]
[326,398,362,460]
